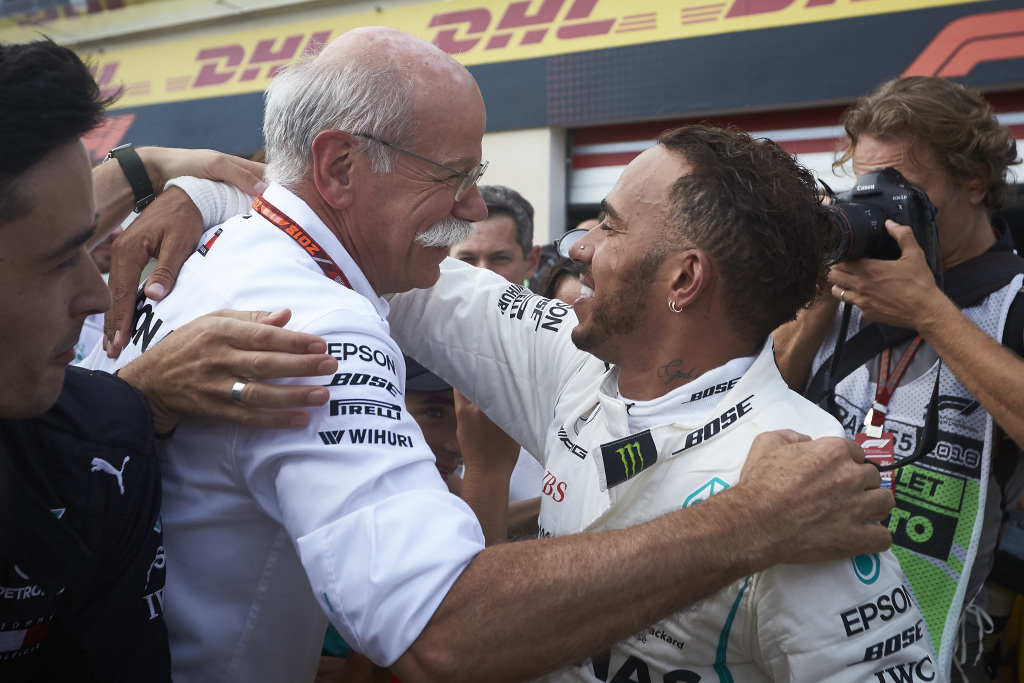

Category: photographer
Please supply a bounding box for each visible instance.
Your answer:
[775,76,1023,683]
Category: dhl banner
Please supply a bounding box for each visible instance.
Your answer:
[0,0,997,110]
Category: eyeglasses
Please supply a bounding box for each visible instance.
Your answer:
[554,227,590,258]
[353,132,488,202]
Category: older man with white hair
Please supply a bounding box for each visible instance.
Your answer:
[94,26,894,683]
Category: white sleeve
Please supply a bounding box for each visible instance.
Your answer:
[163,176,253,229]
[387,257,590,461]
[749,553,944,682]
[234,308,485,666]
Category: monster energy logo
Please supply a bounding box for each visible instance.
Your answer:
[601,430,658,489]
[617,442,645,476]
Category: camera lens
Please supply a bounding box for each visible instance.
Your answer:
[827,203,890,265]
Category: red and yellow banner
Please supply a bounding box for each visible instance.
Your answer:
[0,0,993,109]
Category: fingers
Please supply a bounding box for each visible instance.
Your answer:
[207,310,333,356]
[229,350,336,383]
[754,429,811,448]
[845,523,894,557]
[233,379,330,411]
[203,405,314,430]
[105,230,152,358]
[216,157,267,197]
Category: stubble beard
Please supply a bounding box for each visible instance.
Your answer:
[570,261,657,356]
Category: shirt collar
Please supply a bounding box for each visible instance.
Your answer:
[262,183,390,320]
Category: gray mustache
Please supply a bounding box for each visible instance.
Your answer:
[416,216,474,248]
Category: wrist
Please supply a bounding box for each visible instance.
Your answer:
[118,359,180,435]
[108,144,156,212]
[913,290,959,340]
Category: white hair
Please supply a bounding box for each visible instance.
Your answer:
[263,53,414,188]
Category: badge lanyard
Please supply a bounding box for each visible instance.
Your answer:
[252,195,353,290]
[857,334,925,489]
[863,334,925,438]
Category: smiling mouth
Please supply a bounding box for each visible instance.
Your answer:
[580,284,594,297]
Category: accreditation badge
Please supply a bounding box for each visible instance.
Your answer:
[856,431,895,490]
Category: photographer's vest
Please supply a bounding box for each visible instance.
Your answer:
[808,273,1024,678]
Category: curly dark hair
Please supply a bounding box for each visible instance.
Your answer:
[0,39,116,221]
[835,77,1019,211]
[657,125,836,345]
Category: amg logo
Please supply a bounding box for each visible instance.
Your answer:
[557,426,588,459]
[319,429,413,447]
[328,399,402,420]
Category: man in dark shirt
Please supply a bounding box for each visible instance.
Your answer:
[0,39,336,681]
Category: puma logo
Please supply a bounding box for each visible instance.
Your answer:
[91,456,129,495]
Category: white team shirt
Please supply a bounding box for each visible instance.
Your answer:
[85,184,485,682]
[388,259,944,683]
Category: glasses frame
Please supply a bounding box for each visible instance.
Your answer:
[555,227,590,258]
[353,132,488,202]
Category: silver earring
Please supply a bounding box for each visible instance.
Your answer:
[668,301,682,313]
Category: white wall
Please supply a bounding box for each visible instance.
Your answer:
[481,127,567,246]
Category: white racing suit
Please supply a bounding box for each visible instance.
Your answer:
[389,259,944,683]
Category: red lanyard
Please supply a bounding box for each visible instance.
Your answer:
[252,195,353,290]
[863,334,924,437]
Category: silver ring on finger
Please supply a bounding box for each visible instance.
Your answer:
[231,379,250,406]
[840,289,847,303]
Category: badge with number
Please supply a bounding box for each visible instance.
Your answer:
[856,431,895,490]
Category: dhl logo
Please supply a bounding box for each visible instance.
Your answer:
[425,0,894,56]
[88,29,332,102]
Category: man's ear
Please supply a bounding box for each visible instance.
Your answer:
[666,249,713,313]
[310,130,358,210]
[524,244,541,279]
[964,176,987,207]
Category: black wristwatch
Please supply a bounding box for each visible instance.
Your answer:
[107,143,155,212]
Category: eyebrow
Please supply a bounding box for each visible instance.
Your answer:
[411,394,455,406]
[40,218,98,262]
[600,198,623,225]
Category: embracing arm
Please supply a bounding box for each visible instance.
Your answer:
[394,432,893,683]
[115,309,336,434]
[773,292,840,392]
[830,221,1024,448]
[91,146,264,250]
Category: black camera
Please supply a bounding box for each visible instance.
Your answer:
[826,167,940,276]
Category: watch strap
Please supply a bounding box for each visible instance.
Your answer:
[107,143,155,212]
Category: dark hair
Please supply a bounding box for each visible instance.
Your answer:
[0,39,114,221]
[479,185,534,256]
[658,125,836,344]
[835,76,1019,211]
[539,257,582,300]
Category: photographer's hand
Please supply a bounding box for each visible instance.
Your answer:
[831,219,1024,450]
[827,220,951,331]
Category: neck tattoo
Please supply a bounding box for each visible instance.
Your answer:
[657,359,700,386]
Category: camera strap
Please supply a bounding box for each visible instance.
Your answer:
[805,245,1024,405]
